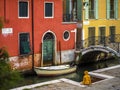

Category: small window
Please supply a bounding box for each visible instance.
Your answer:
[19,1,29,18]
[63,31,70,41]
[109,26,115,42]
[19,33,31,55]
[45,2,54,18]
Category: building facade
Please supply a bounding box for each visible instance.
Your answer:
[0,0,83,71]
[82,0,120,47]
[1,0,120,71]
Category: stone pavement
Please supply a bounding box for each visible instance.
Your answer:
[11,65,120,90]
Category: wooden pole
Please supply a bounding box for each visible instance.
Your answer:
[40,43,42,66]
[59,41,62,64]
[4,0,6,21]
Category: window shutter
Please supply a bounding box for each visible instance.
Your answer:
[66,0,69,15]
[21,41,31,54]
[85,0,89,20]
[114,0,118,19]
[106,0,110,19]
[95,0,98,19]
[77,0,82,20]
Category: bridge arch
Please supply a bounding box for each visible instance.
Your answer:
[81,46,118,56]
[79,46,119,63]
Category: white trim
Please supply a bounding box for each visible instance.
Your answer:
[42,30,57,43]
[82,29,84,40]
[44,2,54,18]
[10,78,85,90]
[93,65,120,73]
[71,28,77,47]
[18,0,29,18]
[63,30,70,41]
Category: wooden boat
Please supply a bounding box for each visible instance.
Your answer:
[34,64,76,76]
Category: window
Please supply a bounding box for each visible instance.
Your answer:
[85,0,98,19]
[19,1,29,18]
[99,27,106,44]
[63,0,82,22]
[19,33,31,55]
[63,31,70,41]
[89,0,95,19]
[45,2,54,18]
[88,27,95,45]
[110,0,114,18]
[109,26,115,42]
[107,0,118,19]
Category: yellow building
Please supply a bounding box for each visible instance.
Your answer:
[82,0,120,46]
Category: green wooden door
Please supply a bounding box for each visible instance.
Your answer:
[43,40,54,65]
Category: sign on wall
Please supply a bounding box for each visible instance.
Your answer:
[2,28,13,37]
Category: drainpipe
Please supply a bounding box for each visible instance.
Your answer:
[31,0,34,72]
[4,0,6,21]
[76,20,83,50]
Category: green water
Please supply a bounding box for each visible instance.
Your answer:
[15,58,120,88]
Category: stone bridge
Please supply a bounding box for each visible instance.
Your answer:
[76,35,120,63]
[81,45,119,57]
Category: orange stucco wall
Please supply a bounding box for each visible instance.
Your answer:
[0,0,76,71]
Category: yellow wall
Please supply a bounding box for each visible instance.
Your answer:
[83,0,120,40]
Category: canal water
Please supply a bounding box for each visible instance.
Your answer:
[16,58,120,87]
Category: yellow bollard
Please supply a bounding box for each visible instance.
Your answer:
[82,71,91,85]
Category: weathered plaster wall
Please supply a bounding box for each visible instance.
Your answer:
[9,54,41,71]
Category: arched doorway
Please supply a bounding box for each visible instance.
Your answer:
[42,32,55,66]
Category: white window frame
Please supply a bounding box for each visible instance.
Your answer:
[44,2,54,18]
[107,0,118,19]
[63,30,70,41]
[19,32,31,55]
[18,0,29,18]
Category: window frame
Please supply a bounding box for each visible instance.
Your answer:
[99,27,106,44]
[63,0,81,22]
[63,30,70,41]
[18,0,29,18]
[88,27,95,45]
[19,33,31,55]
[109,26,116,42]
[85,0,98,20]
[89,0,95,19]
[44,2,54,18]
[106,0,118,19]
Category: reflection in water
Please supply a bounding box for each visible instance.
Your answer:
[15,59,120,88]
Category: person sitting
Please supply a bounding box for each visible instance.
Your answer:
[82,70,91,85]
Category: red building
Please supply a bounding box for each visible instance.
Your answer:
[0,0,82,71]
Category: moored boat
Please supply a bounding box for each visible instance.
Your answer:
[34,64,76,76]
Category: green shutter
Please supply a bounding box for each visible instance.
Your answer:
[77,0,82,20]
[21,41,31,54]
[114,0,118,19]
[106,0,110,19]
[66,0,69,15]
[85,0,89,20]
[95,0,98,19]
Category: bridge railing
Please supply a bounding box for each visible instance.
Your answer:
[76,34,120,53]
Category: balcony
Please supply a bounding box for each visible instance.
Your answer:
[63,13,77,22]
